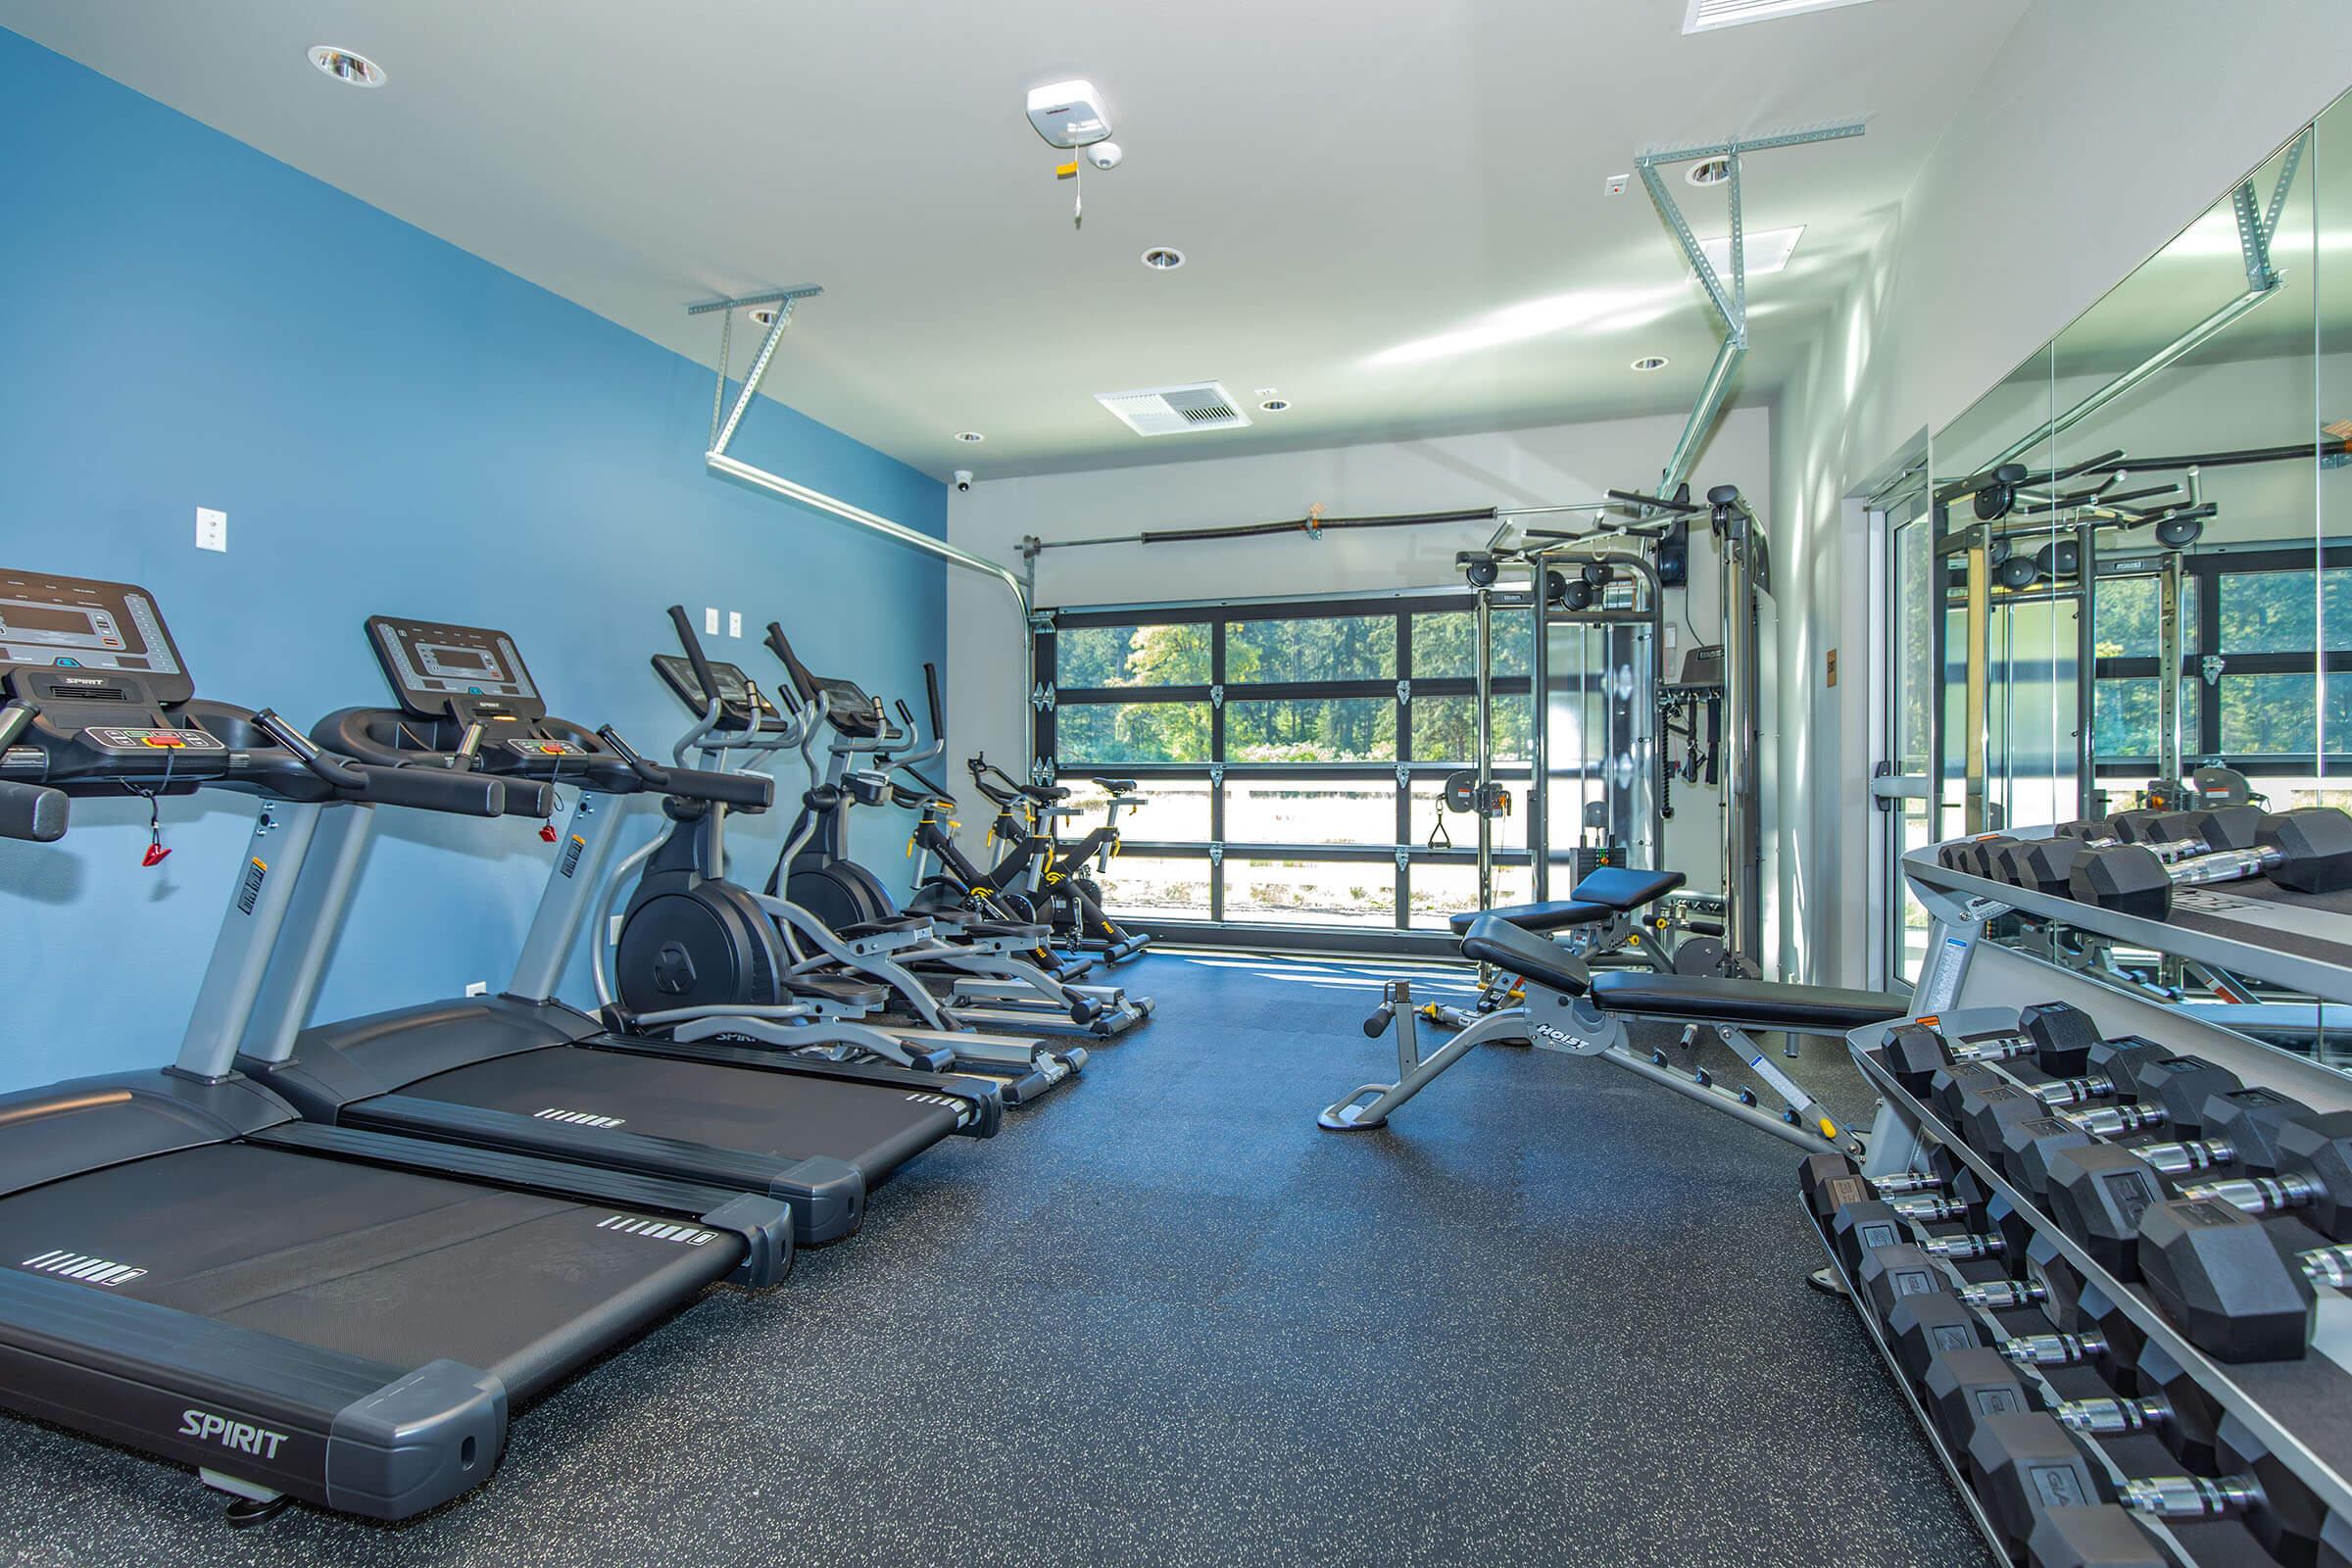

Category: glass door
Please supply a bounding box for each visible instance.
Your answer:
[1876,497,1936,984]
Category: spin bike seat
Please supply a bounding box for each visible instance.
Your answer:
[1446,900,1609,936]
[1019,784,1072,803]
[1095,777,1139,793]
[1569,867,1687,911]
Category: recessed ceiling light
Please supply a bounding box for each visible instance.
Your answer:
[1686,157,1733,187]
[308,46,385,88]
[1258,398,1292,413]
[954,431,986,443]
[1631,356,1670,372]
[1696,224,1805,279]
[1141,247,1186,270]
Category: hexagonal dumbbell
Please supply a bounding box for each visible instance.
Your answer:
[1975,1410,2328,1568]
[1886,1288,1990,1388]
[2043,1144,2173,1280]
[1797,1151,1951,1223]
[2052,1341,2224,1474]
[2024,1505,2175,1568]
[2177,1109,2352,1241]
[1881,1004,2103,1097]
[2069,806,2352,919]
[2125,1087,2323,1184]
[1856,1242,1950,1326]
[1921,1342,2038,1456]
[1998,1112,2099,1200]
[2037,1049,2243,1142]
[2137,1199,2351,1362]
[1998,821,2221,897]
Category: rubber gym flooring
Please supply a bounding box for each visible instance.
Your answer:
[0,952,1984,1568]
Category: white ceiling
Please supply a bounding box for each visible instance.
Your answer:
[3,0,2030,479]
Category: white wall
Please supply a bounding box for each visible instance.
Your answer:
[1770,0,2352,987]
[946,406,1772,890]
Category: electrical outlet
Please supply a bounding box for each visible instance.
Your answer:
[728,611,743,638]
[704,607,720,635]
[465,980,488,998]
[195,508,227,552]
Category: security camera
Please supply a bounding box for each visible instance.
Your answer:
[953,469,973,493]
[1087,141,1123,171]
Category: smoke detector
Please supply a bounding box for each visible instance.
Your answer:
[1095,383,1252,437]
[1027,79,1112,148]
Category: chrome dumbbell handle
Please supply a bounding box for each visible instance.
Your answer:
[1998,1330,2109,1367]
[2179,1172,2323,1217]
[1956,1279,2046,1310]
[2058,1102,2169,1137]
[2120,1475,2261,1520]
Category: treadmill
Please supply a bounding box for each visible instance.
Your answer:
[234,613,1000,1249]
[0,570,791,1523]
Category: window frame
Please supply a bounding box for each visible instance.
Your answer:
[2089,544,2352,781]
[1033,590,1533,937]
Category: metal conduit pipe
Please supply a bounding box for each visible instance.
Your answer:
[696,290,1036,775]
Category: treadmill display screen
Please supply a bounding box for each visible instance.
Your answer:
[368,615,546,720]
[0,570,188,699]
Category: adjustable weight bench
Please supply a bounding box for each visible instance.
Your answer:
[1320,912,1897,1154]
[1444,866,1720,980]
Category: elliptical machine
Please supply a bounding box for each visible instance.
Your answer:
[762,623,1151,1038]
[597,608,1084,1102]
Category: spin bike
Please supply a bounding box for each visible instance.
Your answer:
[965,756,1152,967]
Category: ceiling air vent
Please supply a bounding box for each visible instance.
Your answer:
[1094,382,1252,437]
[1683,0,1877,32]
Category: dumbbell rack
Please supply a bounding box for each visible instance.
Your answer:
[1818,835,2352,1567]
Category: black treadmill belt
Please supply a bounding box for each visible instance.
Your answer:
[0,1145,734,1402]
[401,1048,962,1178]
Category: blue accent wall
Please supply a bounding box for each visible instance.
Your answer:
[0,28,947,1088]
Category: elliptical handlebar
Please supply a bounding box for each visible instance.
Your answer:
[598,723,772,809]
[664,605,725,714]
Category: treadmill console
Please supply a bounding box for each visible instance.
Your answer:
[367,615,547,722]
[651,654,785,732]
[0,569,192,704]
